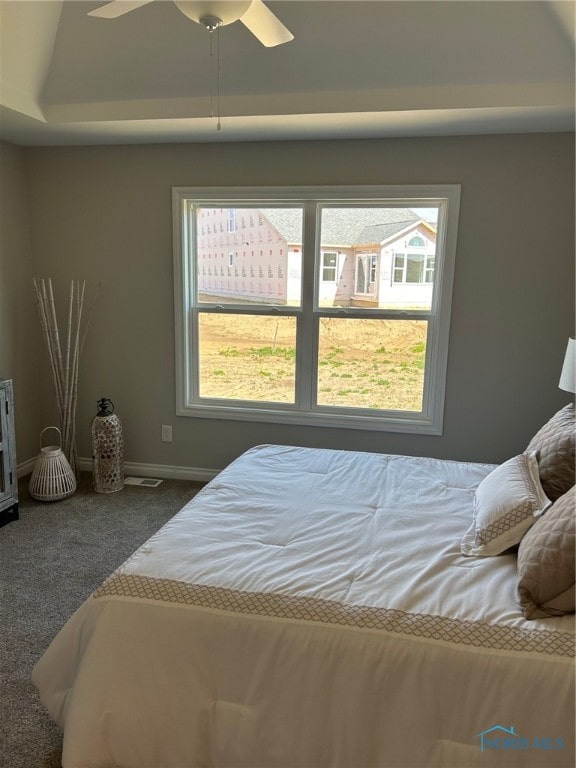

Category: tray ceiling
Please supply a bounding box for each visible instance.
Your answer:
[0,0,574,145]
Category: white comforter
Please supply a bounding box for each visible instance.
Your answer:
[33,445,575,767]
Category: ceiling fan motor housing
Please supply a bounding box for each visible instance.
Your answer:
[174,1,253,26]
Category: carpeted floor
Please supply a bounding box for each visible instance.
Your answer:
[0,472,206,768]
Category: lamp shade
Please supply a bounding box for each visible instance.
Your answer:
[559,337,576,394]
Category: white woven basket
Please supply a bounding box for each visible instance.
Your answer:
[29,427,77,502]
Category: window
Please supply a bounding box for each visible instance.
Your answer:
[393,254,405,283]
[322,252,338,282]
[425,256,435,283]
[392,237,436,283]
[173,185,460,434]
[355,253,378,294]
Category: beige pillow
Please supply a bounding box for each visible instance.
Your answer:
[526,403,575,502]
[517,486,575,619]
[461,453,550,557]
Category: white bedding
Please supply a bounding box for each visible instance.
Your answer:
[33,445,575,767]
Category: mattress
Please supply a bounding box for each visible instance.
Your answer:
[33,444,575,767]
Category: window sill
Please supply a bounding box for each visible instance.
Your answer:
[176,402,442,435]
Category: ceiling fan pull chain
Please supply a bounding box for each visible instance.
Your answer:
[216,25,222,131]
[208,29,215,119]
[207,25,222,131]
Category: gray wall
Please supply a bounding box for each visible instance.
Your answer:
[12,133,576,471]
[0,140,41,465]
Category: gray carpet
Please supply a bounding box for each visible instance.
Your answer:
[0,472,206,768]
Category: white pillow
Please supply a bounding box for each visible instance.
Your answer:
[461,453,551,557]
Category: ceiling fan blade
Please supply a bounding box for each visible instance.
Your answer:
[240,0,294,47]
[88,1,155,19]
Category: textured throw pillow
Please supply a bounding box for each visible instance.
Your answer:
[517,486,575,619]
[461,453,550,557]
[525,403,575,502]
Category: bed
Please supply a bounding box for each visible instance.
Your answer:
[33,435,575,767]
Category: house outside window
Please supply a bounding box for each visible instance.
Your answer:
[173,185,460,434]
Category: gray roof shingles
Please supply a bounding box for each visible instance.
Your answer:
[261,207,421,247]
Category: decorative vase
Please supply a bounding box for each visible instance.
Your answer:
[92,398,124,493]
[29,427,77,502]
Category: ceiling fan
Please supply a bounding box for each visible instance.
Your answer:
[88,1,294,47]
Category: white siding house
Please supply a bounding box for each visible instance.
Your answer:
[377,223,437,308]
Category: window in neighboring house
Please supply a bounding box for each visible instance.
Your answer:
[370,256,377,284]
[356,256,367,294]
[322,252,338,282]
[393,254,405,283]
[406,253,425,283]
[355,253,377,294]
[425,256,435,283]
[173,186,460,434]
[393,252,435,284]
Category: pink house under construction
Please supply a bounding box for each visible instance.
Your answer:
[196,207,437,308]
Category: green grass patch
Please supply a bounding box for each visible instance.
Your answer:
[250,346,295,359]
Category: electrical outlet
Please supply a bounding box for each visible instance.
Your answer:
[161,425,173,442]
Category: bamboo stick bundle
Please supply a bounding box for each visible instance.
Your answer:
[33,278,97,477]
[61,281,78,468]
[33,279,64,427]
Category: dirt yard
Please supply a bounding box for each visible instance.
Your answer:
[198,314,427,411]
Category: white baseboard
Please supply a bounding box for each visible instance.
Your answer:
[18,456,219,483]
[76,457,219,483]
[17,457,37,478]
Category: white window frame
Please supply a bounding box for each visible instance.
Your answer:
[173,185,460,434]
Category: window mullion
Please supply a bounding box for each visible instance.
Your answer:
[296,201,318,409]
[187,203,199,405]
[190,307,200,402]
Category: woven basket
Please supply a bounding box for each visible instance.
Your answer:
[29,427,77,502]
